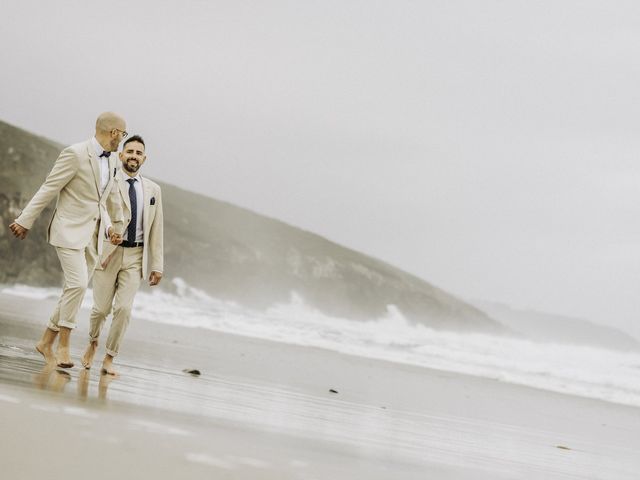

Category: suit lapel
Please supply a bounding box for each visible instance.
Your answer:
[118,175,131,215]
[87,142,101,195]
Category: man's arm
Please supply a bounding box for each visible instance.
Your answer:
[103,176,124,245]
[12,147,79,233]
[148,186,164,286]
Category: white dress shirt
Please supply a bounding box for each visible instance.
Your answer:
[123,174,144,243]
[91,137,111,194]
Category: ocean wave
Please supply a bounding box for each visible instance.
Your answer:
[3,279,640,408]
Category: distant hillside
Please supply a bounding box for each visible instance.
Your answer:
[475,300,639,351]
[0,119,499,331]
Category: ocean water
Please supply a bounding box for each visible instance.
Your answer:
[3,279,640,408]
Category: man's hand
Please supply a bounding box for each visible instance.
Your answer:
[149,271,163,286]
[9,222,29,239]
[107,226,123,245]
[110,233,123,245]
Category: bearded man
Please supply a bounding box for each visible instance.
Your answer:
[81,134,164,375]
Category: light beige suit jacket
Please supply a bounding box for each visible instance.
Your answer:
[99,173,164,279]
[15,138,122,255]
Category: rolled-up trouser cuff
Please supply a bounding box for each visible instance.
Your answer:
[106,348,119,358]
[57,321,77,329]
[47,322,60,332]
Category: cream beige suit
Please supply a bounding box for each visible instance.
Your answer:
[15,139,122,330]
[89,173,163,356]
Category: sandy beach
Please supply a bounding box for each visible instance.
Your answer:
[1,292,639,479]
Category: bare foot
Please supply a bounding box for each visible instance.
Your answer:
[100,366,118,376]
[56,345,74,369]
[35,342,55,365]
[81,341,98,369]
[101,355,117,376]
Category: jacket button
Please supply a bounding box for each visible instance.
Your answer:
[93,217,97,221]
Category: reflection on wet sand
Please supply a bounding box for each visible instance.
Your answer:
[78,368,116,400]
[0,346,118,401]
[98,372,116,399]
[32,363,117,400]
[78,368,89,398]
[33,365,71,393]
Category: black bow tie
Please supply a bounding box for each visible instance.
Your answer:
[99,151,111,158]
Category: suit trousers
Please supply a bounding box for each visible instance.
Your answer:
[89,246,143,357]
[47,228,99,330]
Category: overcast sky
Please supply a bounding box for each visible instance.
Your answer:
[3,0,640,338]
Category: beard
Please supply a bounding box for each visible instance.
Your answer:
[123,158,140,173]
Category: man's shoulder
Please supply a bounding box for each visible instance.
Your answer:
[63,138,91,156]
[142,176,162,193]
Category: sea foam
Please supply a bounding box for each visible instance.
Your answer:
[3,279,640,408]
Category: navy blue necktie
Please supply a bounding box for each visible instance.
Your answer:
[127,178,137,242]
[100,151,111,158]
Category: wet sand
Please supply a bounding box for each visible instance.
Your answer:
[1,292,639,479]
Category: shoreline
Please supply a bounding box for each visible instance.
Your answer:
[2,290,639,412]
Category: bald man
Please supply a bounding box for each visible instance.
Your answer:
[9,112,126,368]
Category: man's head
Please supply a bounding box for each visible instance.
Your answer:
[95,112,127,152]
[119,135,147,175]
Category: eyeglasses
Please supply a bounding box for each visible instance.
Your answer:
[113,128,128,139]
